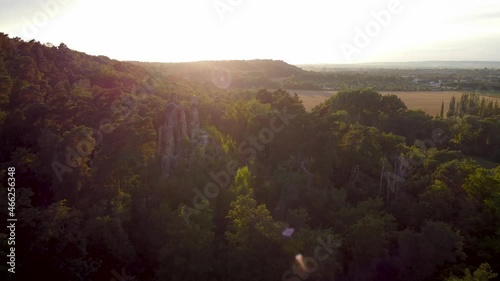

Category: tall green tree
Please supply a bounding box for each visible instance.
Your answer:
[224,167,286,280]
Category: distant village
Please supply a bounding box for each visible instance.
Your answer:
[409,69,500,91]
[315,67,500,92]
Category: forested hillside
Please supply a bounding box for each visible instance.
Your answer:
[132,59,306,89]
[1,34,499,281]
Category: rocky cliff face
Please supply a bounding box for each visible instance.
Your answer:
[189,97,200,139]
[156,96,209,178]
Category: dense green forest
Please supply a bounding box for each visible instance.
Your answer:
[1,34,499,281]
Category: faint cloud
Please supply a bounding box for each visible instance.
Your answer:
[450,10,500,23]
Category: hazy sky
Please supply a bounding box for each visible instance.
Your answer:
[1,0,499,64]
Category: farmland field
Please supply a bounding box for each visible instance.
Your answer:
[290,90,500,116]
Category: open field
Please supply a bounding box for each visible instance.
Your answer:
[290,90,500,116]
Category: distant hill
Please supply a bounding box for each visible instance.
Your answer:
[130,59,307,89]
[299,61,500,70]
[131,59,305,77]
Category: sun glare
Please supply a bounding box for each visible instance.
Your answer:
[2,0,500,63]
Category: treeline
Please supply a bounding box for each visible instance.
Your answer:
[0,35,499,281]
[442,93,500,162]
[134,59,500,92]
[448,93,500,118]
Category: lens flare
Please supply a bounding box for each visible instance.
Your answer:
[211,69,232,89]
[295,254,306,271]
[282,227,295,237]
